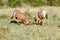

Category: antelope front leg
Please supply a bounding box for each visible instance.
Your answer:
[35,20,39,25]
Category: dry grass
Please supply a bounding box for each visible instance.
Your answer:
[0,6,60,40]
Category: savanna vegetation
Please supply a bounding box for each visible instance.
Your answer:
[0,0,60,8]
[0,0,60,40]
[0,7,60,40]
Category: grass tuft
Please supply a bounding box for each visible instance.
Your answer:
[0,14,9,19]
[25,9,33,20]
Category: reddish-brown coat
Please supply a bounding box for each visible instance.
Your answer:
[11,10,30,25]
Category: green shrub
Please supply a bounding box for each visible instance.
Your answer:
[0,0,4,6]
[30,0,44,7]
[8,0,22,7]
[0,0,60,7]
[23,0,44,7]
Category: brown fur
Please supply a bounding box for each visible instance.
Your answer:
[11,10,30,25]
[34,10,48,25]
